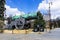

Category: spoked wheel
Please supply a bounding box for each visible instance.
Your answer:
[33,26,39,32]
[17,17,25,29]
[39,27,44,32]
[12,25,16,30]
[24,23,31,29]
[33,28,39,32]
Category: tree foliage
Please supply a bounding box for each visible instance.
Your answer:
[34,11,45,28]
[0,0,5,20]
[56,19,60,28]
[0,20,4,29]
[0,0,5,29]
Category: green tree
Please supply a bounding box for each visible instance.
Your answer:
[0,0,6,20]
[34,11,45,28]
[0,0,5,30]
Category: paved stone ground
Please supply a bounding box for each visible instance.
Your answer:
[0,28,60,40]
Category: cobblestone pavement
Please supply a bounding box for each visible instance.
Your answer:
[0,28,60,40]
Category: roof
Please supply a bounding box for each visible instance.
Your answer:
[12,12,37,20]
[12,15,20,20]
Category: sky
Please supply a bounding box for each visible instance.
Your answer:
[5,0,60,19]
[6,0,42,13]
[38,0,60,19]
[5,0,43,17]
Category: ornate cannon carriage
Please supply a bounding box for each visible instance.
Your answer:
[5,12,37,29]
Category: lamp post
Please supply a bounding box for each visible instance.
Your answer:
[48,2,52,30]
